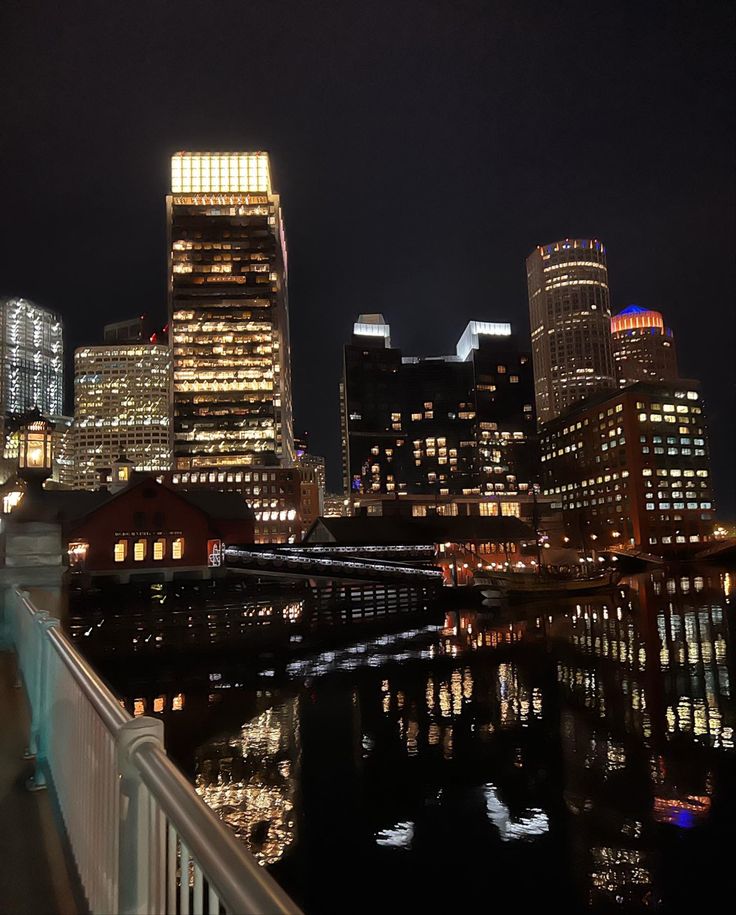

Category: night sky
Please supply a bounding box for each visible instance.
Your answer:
[1,1,734,512]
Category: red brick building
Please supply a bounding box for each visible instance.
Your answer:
[5,476,254,579]
[540,380,714,553]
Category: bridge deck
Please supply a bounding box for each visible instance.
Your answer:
[0,652,83,915]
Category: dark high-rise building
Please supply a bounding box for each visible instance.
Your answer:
[168,152,293,471]
[341,315,537,498]
[611,305,678,387]
[527,239,616,424]
[540,379,714,551]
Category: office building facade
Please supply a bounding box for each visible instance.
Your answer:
[540,380,714,551]
[527,239,616,423]
[611,305,678,387]
[66,343,172,489]
[341,315,538,500]
[168,151,293,471]
[0,297,63,417]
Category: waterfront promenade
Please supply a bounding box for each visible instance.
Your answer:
[0,651,81,915]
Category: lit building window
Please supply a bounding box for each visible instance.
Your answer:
[114,540,127,562]
[153,538,166,560]
[501,502,520,517]
[134,539,147,561]
[479,502,499,516]
[172,537,184,560]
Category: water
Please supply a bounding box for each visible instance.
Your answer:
[97,569,735,913]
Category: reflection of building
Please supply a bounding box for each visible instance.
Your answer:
[540,379,715,551]
[527,239,616,423]
[64,342,172,489]
[611,305,678,387]
[168,151,293,470]
[0,296,63,416]
[341,314,537,499]
[196,698,299,867]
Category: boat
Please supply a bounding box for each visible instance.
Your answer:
[475,568,622,600]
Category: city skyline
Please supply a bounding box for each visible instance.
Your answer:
[0,2,732,514]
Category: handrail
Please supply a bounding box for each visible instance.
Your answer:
[47,626,131,731]
[7,587,302,915]
[133,742,298,915]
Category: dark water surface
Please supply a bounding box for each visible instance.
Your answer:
[96,569,735,913]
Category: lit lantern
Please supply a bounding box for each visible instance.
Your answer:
[17,412,54,479]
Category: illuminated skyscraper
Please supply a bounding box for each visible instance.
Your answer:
[168,151,293,470]
[341,316,537,498]
[527,239,616,424]
[611,305,678,387]
[0,297,63,416]
[65,343,171,489]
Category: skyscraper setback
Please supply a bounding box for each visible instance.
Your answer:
[527,239,616,424]
[168,152,293,471]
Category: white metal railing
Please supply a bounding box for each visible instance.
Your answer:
[4,588,301,915]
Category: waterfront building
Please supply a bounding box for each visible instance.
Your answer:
[526,239,616,423]
[2,471,253,580]
[539,379,715,551]
[167,465,303,543]
[168,151,293,470]
[65,341,172,489]
[341,315,537,500]
[0,296,63,417]
[611,305,678,387]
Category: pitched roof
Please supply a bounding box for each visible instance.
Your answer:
[6,476,254,524]
[304,514,534,546]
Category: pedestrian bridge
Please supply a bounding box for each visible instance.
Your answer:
[224,545,444,584]
[1,587,301,915]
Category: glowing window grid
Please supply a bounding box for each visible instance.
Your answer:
[171,152,271,194]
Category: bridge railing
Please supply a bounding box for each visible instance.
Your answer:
[4,587,300,915]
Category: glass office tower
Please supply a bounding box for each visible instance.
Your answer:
[168,152,293,470]
[0,296,63,416]
[527,239,616,424]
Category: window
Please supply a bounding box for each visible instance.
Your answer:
[114,539,127,563]
[412,505,427,517]
[134,539,147,561]
[501,502,520,517]
[479,501,498,516]
[172,538,184,560]
[153,538,166,560]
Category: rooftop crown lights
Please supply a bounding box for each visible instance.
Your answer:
[171,152,272,194]
[456,321,512,361]
[611,305,665,334]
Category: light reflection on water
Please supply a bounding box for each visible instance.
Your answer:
[112,569,735,912]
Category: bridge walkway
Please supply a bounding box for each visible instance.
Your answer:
[0,651,83,915]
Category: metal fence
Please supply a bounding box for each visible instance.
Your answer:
[4,587,301,915]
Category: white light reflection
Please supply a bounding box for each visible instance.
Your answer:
[375,821,414,849]
[483,783,549,841]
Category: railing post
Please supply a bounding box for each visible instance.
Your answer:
[117,717,166,915]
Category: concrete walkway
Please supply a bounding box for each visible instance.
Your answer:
[0,652,83,915]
